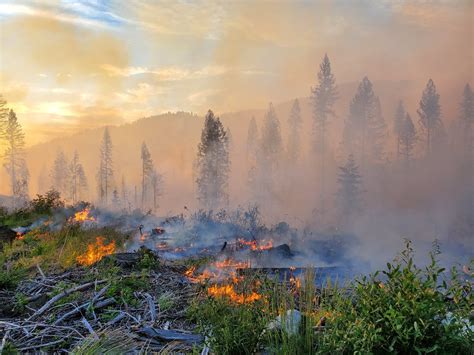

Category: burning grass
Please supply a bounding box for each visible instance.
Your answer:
[76,236,116,266]
[70,207,96,223]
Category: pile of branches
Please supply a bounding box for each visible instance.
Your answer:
[0,252,202,353]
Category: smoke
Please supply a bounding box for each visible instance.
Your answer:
[0,2,472,272]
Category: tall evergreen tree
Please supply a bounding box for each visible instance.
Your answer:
[311,54,338,216]
[343,77,385,170]
[246,116,258,164]
[399,113,417,168]
[98,127,114,205]
[370,96,388,163]
[140,142,154,209]
[51,151,69,197]
[196,110,230,209]
[69,151,88,203]
[336,154,363,226]
[260,103,283,171]
[393,100,406,160]
[287,99,302,162]
[0,94,9,135]
[459,83,474,162]
[16,160,29,207]
[151,169,164,211]
[250,103,283,202]
[3,110,28,208]
[417,79,442,156]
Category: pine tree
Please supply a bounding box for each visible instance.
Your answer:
[417,79,442,156]
[98,127,114,205]
[51,151,69,198]
[343,77,384,170]
[16,160,29,207]
[394,100,406,160]
[196,110,230,209]
[151,169,164,211]
[459,83,474,162]
[260,103,283,171]
[336,154,363,226]
[0,94,9,135]
[112,189,120,208]
[370,96,388,163]
[3,110,28,208]
[140,142,154,209]
[246,116,258,164]
[399,113,417,168]
[249,103,283,202]
[69,151,88,204]
[311,54,338,216]
[287,99,302,162]
[121,175,128,210]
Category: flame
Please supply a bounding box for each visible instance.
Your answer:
[185,259,262,304]
[76,236,116,265]
[238,238,273,251]
[215,258,251,269]
[16,232,24,240]
[156,242,168,250]
[207,284,261,304]
[71,208,95,223]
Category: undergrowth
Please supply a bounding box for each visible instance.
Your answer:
[190,241,473,354]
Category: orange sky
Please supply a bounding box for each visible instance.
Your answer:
[0,0,472,145]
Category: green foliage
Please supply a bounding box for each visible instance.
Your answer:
[317,240,473,354]
[106,274,149,307]
[0,225,128,286]
[1,342,19,355]
[29,190,64,214]
[0,266,26,290]
[189,296,268,354]
[188,243,472,354]
[13,292,28,312]
[157,291,175,311]
[0,190,64,228]
[136,248,159,270]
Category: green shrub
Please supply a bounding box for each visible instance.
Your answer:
[317,241,473,354]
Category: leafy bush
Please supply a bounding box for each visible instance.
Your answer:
[317,241,473,354]
[29,189,64,214]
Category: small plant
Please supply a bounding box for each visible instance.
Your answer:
[158,291,175,311]
[317,240,473,354]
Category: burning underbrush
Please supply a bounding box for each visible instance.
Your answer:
[0,205,471,353]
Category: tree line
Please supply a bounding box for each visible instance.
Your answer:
[196,54,473,231]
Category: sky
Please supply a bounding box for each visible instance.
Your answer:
[0,0,472,145]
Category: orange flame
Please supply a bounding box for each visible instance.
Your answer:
[76,236,115,265]
[215,259,251,269]
[207,284,261,304]
[72,208,96,223]
[16,232,24,240]
[238,238,273,251]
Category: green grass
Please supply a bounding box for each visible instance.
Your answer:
[0,223,129,291]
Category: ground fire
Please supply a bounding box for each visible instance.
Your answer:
[70,208,96,223]
[76,236,116,265]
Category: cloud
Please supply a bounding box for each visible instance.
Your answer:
[0,15,129,90]
[102,64,229,81]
